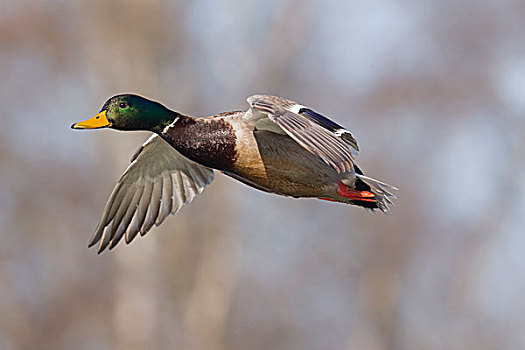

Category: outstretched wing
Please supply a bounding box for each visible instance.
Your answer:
[89,135,215,253]
[246,95,357,174]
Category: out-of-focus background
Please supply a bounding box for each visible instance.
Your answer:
[1,0,524,349]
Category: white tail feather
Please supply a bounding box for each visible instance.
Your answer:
[355,174,397,212]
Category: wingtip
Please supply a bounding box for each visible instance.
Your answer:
[87,237,98,248]
[97,244,107,254]
[88,233,108,254]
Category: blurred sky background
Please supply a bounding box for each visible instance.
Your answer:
[1,0,525,349]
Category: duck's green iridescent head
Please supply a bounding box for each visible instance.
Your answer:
[72,94,176,133]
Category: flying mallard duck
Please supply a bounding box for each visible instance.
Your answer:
[72,94,396,252]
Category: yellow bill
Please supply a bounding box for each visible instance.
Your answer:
[71,110,112,129]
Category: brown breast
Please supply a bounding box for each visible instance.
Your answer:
[161,114,238,171]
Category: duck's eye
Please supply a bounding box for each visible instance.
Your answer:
[119,102,128,108]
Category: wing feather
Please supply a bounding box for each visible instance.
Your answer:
[173,172,187,206]
[129,180,152,241]
[182,172,198,199]
[143,178,162,233]
[88,135,215,253]
[125,210,142,244]
[170,173,183,213]
[248,95,355,174]
[108,186,144,250]
[157,173,173,225]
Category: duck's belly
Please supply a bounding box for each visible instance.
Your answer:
[230,130,339,198]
